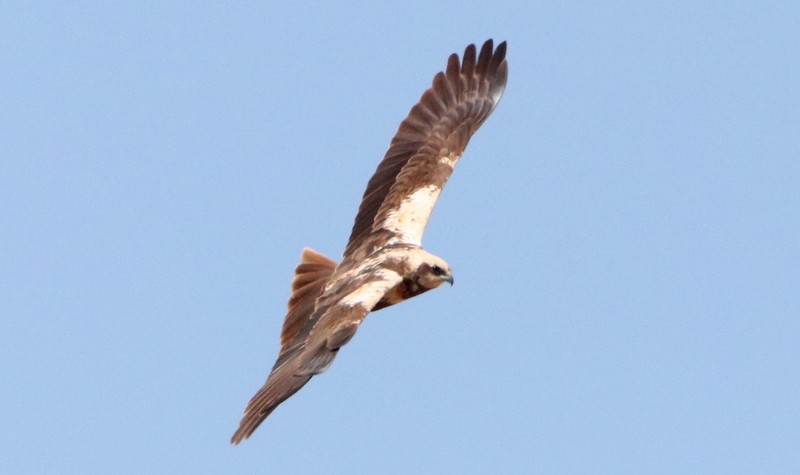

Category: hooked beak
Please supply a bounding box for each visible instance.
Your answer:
[444,274,454,286]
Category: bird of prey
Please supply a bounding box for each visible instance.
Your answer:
[231,39,508,444]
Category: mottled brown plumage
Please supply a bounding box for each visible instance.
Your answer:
[231,39,507,444]
[345,39,507,258]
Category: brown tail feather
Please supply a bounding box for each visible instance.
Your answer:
[279,248,337,351]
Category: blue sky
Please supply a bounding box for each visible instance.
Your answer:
[2,2,799,473]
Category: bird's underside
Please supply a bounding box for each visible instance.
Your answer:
[231,39,508,444]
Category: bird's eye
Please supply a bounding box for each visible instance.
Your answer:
[431,265,445,276]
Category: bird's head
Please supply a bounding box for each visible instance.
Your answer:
[407,249,454,290]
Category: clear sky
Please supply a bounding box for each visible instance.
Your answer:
[2,2,799,474]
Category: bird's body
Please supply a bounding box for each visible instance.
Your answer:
[231,39,508,444]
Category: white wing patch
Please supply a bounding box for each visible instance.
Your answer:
[439,152,459,168]
[339,268,402,308]
[381,184,442,246]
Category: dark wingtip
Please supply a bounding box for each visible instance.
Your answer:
[496,40,507,59]
[230,428,248,445]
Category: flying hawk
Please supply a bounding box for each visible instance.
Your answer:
[231,39,508,444]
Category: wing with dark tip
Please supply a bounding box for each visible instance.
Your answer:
[344,39,508,257]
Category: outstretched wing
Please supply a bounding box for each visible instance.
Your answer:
[230,263,403,444]
[344,39,508,257]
